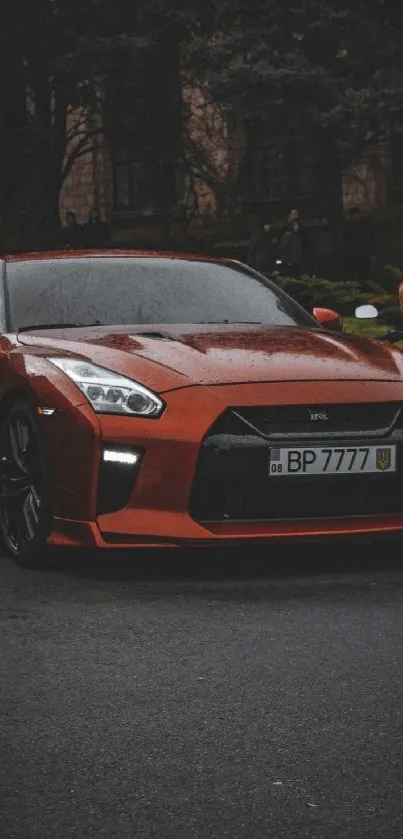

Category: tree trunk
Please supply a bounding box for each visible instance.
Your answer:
[154,30,182,245]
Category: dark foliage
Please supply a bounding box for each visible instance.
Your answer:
[2,1,403,249]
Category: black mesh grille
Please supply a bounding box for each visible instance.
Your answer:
[189,413,403,522]
[190,472,403,522]
[230,403,402,438]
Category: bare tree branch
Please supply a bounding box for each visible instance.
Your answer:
[60,129,104,186]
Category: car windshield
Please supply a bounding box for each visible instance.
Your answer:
[7,257,315,331]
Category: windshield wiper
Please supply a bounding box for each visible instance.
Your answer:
[18,321,102,333]
[199,320,263,325]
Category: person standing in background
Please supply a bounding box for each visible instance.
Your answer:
[280,218,305,277]
[279,207,301,240]
[247,219,279,274]
[82,207,110,249]
[60,210,82,249]
[287,208,300,227]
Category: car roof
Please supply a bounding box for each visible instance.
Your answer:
[5,249,235,265]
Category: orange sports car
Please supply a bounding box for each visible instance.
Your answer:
[1,249,403,567]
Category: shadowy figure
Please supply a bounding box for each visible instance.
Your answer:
[247,218,279,273]
[60,210,82,249]
[82,207,110,249]
[280,218,305,277]
[286,208,300,226]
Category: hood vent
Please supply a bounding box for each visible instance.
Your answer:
[133,331,174,342]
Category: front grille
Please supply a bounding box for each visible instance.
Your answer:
[229,403,402,439]
[189,409,403,522]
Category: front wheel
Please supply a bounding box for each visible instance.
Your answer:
[0,400,53,568]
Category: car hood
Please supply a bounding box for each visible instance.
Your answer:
[17,324,403,391]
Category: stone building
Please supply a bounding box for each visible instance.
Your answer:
[60,96,397,246]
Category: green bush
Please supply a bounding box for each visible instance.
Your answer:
[376,264,403,294]
[269,273,366,316]
[377,306,403,326]
[266,272,402,321]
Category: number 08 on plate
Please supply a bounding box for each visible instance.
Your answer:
[269,445,396,477]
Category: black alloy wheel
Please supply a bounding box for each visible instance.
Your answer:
[0,400,52,567]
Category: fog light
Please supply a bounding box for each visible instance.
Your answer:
[103,449,140,466]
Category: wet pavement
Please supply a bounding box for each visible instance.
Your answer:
[1,544,403,838]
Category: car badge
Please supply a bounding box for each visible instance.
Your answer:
[309,410,329,421]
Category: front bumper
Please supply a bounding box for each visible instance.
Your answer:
[44,380,403,549]
[48,513,403,549]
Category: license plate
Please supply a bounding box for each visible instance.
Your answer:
[269,445,396,477]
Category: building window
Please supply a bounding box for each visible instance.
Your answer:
[113,162,146,211]
[113,160,186,212]
[114,164,131,209]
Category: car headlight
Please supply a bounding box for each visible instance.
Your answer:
[48,357,165,417]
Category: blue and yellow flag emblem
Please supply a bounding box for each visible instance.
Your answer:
[376,449,392,471]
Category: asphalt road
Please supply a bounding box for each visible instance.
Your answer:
[1,545,403,839]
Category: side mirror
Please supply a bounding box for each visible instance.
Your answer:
[313,307,343,332]
[399,281,403,315]
[355,304,379,320]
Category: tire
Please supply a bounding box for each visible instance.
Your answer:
[0,398,53,568]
